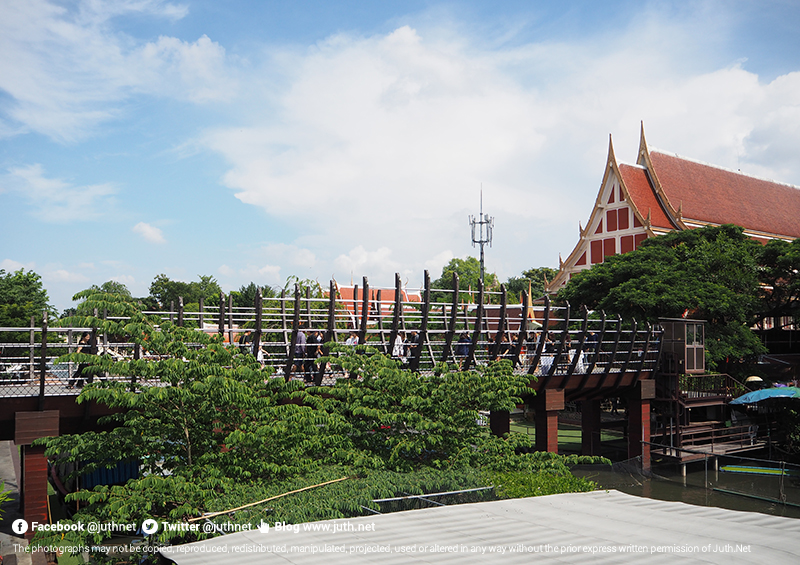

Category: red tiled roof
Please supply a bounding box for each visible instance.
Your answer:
[618,164,673,230]
[650,151,800,239]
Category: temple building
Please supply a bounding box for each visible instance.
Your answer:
[547,124,800,291]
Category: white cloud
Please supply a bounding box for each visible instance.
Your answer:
[4,164,116,222]
[1,259,36,272]
[132,221,166,243]
[201,16,800,284]
[45,269,89,283]
[218,264,234,276]
[111,274,136,287]
[0,0,231,141]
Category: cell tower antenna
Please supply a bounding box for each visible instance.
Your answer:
[469,187,493,285]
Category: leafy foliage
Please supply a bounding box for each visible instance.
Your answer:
[505,267,558,303]
[0,268,55,337]
[757,238,800,327]
[432,257,499,303]
[558,225,766,368]
[148,274,222,309]
[35,291,604,559]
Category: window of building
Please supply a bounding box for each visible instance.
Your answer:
[620,235,634,253]
[576,251,587,266]
[591,240,604,264]
[595,219,603,234]
[603,237,616,257]
[618,207,629,230]
[606,209,618,232]
[634,233,647,248]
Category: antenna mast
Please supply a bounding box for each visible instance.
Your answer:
[469,189,494,285]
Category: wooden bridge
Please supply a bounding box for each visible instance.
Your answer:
[1,272,665,535]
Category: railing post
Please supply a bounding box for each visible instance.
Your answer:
[545,302,570,382]
[528,295,550,376]
[389,273,401,361]
[280,289,288,356]
[410,271,430,372]
[358,277,369,345]
[228,294,234,345]
[463,279,484,371]
[285,284,301,381]
[38,311,48,410]
[218,293,225,337]
[491,284,507,361]
[511,290,528,369]
[566,304,589,377]
[178,297,184,327]
[441,272,460,365]
[170,300,175,324]
[254,288,263,357]
[29,315,35,379]
[199,297,204,329]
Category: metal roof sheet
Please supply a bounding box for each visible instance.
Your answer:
[159,489,800,564]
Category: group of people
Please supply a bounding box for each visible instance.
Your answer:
[391,330,420,365]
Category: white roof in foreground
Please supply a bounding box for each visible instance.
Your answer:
[159,490,800,564]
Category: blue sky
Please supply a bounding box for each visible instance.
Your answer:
[2,0,800,311]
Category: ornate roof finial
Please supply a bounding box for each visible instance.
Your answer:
[645,209,652,228]
[559,253,564,268]
[677,202,683,220]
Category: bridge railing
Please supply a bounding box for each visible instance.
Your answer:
[1,272,663,400]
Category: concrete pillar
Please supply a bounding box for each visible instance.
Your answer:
[21,445,49,539]
[581,399,602,456]
[627,380,655,471]
[489,410,510,437]
[534,389,564,453]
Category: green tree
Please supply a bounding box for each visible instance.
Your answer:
[505,267,558,303]
[558,224,765,369]
[34,292,602,559]
[148,274,222,309]
[0,269,56,348]
[432,257,499,303]
[756,238,800,328]
[231,281,278,309]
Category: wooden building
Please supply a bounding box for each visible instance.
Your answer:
[548,124,800,291]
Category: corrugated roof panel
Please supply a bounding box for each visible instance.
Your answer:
[160,490,800,564]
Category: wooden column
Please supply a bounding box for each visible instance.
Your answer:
[581,399,602,456]
[627,379,655,470]
[489,411,510,437]
[534,389,564,454]
[16,411,59,539]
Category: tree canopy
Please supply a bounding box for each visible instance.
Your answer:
[558,224,766,369]
[432,257,499,302]
[0,269,55,348]
[148,274,222,309]
[505,267,558,303]
[35,291,602,560]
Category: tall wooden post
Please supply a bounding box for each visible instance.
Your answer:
[218,293,226,337]
[534,389,564,453]
[254,288,263,356]
[628,379,655,471]
[441,272,459,364]
[410,271,430,372]
[177,297,184,327]
[38,311,48,410]
[358,277,369,344]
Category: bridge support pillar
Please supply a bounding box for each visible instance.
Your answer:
[489,411,509,437]
[15,411,59,539]
[20,445,49,539]
[627,380,655,471]
[534,389,564,454]
[581,399,602,456]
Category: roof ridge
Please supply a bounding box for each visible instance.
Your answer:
[649,147,800,191]
[618,162,647,170]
